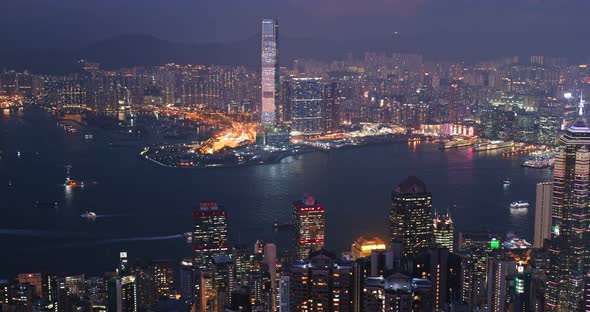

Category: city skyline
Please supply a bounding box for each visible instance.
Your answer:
[2,2,590,310]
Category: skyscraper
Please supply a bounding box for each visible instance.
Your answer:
[193,201,229,271]
[534,182,552,248]
[108,275,137,312]
[487,258,514,312]
[433,213,454,252]
[286,250,353,312]
[261,18,279,126]
[390,176,433,256]
[193,201,229,312]
[292,194,325,259]
[286,78,324,135]
[546,121,590,311]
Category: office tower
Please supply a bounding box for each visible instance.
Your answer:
[85,276,107,304]
[487,258,515,312]
[534,182,553,248]
[287,250,354,312]
[150,261,175,301]
[390,176,433,256]
[457,231,497,310]
[9,283,34,312]
[263,243,277,311]
[179,259,194,305]
[111,275,137,312]
[193,201,229,271]
[261,18,279,126]
[17,273,43,298]
[412,245,462,311]
[193,201,228,312]
[287,78,324,135]
[546,121,590,311]
[278,276,290,312]
[129,265,154,311]
[350,236,387,260]
[433,214,454,252]
[292,195,325,259]
[211,254,235,308]
[232,245,254,287]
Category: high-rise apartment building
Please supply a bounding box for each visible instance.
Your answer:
[286,78,324,135]
[292,195,325,259]
[287,250,353,312]
[390,176,433,256]
[261,18,279,126]
[534,182,553,248]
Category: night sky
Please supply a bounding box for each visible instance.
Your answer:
[1,0,589,46]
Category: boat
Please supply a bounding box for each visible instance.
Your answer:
[84,134,94,140]
[65,178,84,187]
[439,137,478,150]
[522,159,553,169]
[80,211,97,220]
[510,201,529,209]
[502,179,511,186]
[184,232,192,242]
[474,140,515,152]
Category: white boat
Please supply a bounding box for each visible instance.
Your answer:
[502,179,511,186]
[80,211,97,220]
[184,232,192,242]
[510,201,529,209]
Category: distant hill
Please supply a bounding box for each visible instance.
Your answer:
[1,32,589,74]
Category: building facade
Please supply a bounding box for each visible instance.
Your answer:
[390,176,433,256]
[261,18,279,126]
[292,195,325,259]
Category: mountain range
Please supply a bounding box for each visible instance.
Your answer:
[1,32,589,74]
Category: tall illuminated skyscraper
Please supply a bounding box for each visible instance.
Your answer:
[390,176,433,256]
[292,195,325,259]
[433,213,454,252]
[193,201,229,271]
[261,18,279,126]
[534,182,552,248]
[546,121,590,311]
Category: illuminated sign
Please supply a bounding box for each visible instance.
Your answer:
[490,238,500,249]
[360,244,387,252]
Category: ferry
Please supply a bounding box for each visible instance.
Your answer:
[80,211,97,220]
[510,201,529,209]
[474,140,514,152]
[184,232,193,243]
[65,178,84,188]
[439,137,478,150]
[522,159,553,169]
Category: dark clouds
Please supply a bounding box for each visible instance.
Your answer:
[0,0,588,46]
